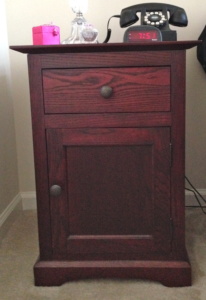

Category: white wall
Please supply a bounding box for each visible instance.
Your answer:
[0,0,19,215]
[5,0,206,193]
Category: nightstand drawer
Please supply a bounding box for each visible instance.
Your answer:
[43,67,170,114]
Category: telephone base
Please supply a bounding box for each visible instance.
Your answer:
[161,30,177,41]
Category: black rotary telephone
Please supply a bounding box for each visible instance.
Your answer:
[104,3,188,43]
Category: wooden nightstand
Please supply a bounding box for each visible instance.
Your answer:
[11,41,199,286]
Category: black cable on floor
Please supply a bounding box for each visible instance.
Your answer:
[185,176,206,215]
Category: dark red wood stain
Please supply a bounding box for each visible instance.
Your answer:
[10,41,200,286]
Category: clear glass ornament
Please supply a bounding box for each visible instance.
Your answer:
[62,0,98,44]
[81,23,98,43]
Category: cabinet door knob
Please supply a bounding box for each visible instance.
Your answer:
[100,85,113,99]
[50,185,62,197]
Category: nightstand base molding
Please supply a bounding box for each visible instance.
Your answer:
[34,259,191,287]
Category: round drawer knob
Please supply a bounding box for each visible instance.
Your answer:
[100,85,113,99]
[50,185,62,197]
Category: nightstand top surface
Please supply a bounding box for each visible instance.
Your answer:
[10,40,201,54]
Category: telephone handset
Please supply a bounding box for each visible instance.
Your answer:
[120,3,188,41]
[104,3,188,43]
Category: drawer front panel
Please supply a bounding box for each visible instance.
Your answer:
[43,67,170,113]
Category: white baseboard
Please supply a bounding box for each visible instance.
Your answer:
[21,191,37,210]
[185,189,206,207]
[0,193,22,228]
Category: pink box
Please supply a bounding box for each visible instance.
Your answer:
[32,25,60,45]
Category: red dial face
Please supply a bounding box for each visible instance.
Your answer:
[128,30,159,41]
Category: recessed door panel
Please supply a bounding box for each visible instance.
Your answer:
[67,145,153,236]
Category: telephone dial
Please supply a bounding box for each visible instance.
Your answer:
[104,3,188,43]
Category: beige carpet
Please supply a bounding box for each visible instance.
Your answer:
[0,208,205,300]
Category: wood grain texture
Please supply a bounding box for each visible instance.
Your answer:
[43,67,170,113]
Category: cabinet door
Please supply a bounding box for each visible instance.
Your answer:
[47,128,171,260]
